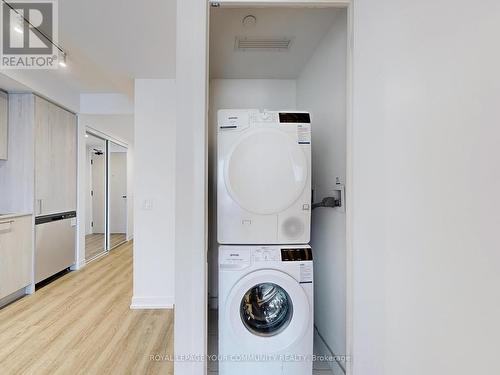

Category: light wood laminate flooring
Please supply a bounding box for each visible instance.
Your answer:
[0,241,174,375]
[85,233,127,260]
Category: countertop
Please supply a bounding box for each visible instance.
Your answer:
[0,213,32,220]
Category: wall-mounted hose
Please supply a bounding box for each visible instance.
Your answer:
[312,197,341,210]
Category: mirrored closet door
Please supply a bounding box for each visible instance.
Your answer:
[108,142,128,250]
[84,133,107,260]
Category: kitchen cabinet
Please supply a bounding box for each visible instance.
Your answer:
[0,94,77,295]
[0,215,33,300]
[0,91,8,160]
[34,96,77,216]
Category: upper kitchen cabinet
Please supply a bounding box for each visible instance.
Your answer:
[34,96,77,216]
[0,93,77,216]
[0,91,8,160]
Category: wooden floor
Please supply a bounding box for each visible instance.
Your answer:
[85,233,127,260]
[0,241,174,375]
[85,233,105,259]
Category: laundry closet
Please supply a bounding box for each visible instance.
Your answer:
[207,5,348,375]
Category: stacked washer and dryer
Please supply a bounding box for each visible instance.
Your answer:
[217,109,314,374]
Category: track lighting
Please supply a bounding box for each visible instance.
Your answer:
[59,52,67,68]
[13,12,23,34]
[1,0,69,68]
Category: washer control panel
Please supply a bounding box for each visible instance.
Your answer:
[219,248,251,267]
[219,246,312,267]
[252,247,280,262]
[251,111,279,124]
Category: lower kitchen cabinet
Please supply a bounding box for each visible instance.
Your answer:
[0,215,33,300]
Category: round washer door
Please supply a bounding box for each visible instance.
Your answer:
[225,128,308,215]
[225,269,311,352]
[240,282,293,337]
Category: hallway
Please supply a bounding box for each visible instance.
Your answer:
[0,242,174,375]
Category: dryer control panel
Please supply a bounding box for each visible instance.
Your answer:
[281,247,313,262]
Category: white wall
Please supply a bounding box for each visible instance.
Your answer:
[80,114,134,144]
[132,79,176,309]
[297,10,347,366]
[208,79,297,307]
[175,0,208,371]
[80,94,134,115]
[352,1,500,374]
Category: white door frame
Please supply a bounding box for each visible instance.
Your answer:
[174,1,353,374]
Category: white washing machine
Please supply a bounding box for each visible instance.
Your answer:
[219,245,313,375]
[217,109,311,244]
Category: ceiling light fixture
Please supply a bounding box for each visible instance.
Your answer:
[13,13,23,34]
[59,52,67,67]
[2,0,69,68]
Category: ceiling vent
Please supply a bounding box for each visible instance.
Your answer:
[235,37,293,51]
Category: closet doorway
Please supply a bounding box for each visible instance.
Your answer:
[84,132,128,262]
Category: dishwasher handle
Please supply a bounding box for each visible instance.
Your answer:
[35,211,77,225]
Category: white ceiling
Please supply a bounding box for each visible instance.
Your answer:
[58,0,177,95]
[1,4,344,105]
[0,0,177,100]
[210,7,343,79]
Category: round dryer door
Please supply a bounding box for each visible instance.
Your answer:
[225,128,308,215]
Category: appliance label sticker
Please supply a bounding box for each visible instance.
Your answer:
[300,263,313,283]
[297,124,311,144]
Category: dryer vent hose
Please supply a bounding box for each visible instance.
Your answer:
[312,197,341,210]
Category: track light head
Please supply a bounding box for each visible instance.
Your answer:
[58,52,67,67]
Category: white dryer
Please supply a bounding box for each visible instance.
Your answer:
[217,109,311,244]
[219,245,314,375]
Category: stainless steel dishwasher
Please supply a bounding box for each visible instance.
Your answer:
[35,211,77,283]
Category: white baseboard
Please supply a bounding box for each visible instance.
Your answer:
[130,296,174,309]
